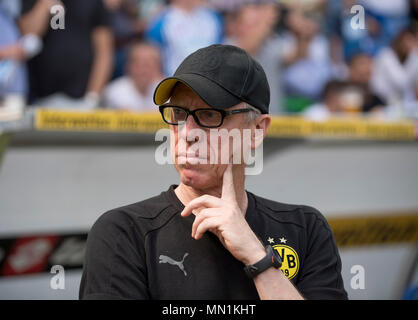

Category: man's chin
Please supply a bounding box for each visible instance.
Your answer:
[176,164,215,190]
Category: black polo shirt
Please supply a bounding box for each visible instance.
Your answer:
[79,185,348,300]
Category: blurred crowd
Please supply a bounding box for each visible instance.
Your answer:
[0,0,418,120]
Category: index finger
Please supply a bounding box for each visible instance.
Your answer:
[180,195,223,217]
[221,164,237,203]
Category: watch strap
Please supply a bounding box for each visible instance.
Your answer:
[243,245,282,278]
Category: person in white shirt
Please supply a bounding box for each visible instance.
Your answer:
[371,28,418,106]
[303,80,345,121]
[281,9,333,101]
[145,0,223,76]
[104,42,163,112]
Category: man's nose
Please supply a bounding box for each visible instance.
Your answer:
[178,114,201,143]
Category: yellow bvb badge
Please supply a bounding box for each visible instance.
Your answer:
[272,243,300,280]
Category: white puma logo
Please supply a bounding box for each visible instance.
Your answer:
[159,253,189,276]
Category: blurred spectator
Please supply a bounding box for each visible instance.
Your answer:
[304,74,385,122]
[371,28,418,107]
[146,0,223,76]
[281,8,333,111]
[0,0,33,114]
[303,80,345,121]
[280,0,326,12]
[138,0,166,21]
[104,0,144,79]
[19,0,114,109]
[346,53,385,113]
[359,0,410,46]
[326,0,384,62]
[104,42,163,111]
[208,0,277,13]
[224,2,283,114]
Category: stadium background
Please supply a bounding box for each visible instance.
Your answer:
[0,0,417,299]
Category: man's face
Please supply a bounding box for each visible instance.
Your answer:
[128,44,161,83]
[168,84,266,191]
[349,55,373,84]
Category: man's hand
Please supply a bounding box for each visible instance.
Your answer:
[180,164,266,265]
[0,44,25,61]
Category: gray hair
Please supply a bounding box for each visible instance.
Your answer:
[242,103,261,123]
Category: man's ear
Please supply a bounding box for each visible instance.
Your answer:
[252,115,270,149]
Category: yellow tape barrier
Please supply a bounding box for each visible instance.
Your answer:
[34,109,167,134]
[34,109,417,141]
[328,213,418,248]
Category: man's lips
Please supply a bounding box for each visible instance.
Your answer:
[176,152,209,164]
[176,153,207,159]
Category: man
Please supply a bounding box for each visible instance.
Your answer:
[104,42,163,111]
[278,8,334,113]
[145,0,223,76]
[224,2,284,114]
[346,53,385,113]
[19,0,113,108]
[79,44,347,300]
[371,28,418,106]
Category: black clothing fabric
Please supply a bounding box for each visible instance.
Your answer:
[21,0,111,102]
[79,185,348,300]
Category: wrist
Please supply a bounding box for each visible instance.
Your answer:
[83,91,100,109]
[243,245,282,279]
[242,243,266,266]
[20,34,42,58]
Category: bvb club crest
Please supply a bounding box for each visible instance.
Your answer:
[272,244,300,280]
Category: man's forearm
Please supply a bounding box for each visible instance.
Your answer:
[87,27,113,95]
[19,0,55,36]
[253,267,304,300]
[243,239,304,300]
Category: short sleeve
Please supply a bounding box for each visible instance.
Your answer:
[79,210,149,300]
[297,208,348,300]
[91,0,111,28]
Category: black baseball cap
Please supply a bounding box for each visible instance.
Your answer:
[153,44,270,114]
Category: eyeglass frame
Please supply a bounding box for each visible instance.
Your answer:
[159,104,254,128]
